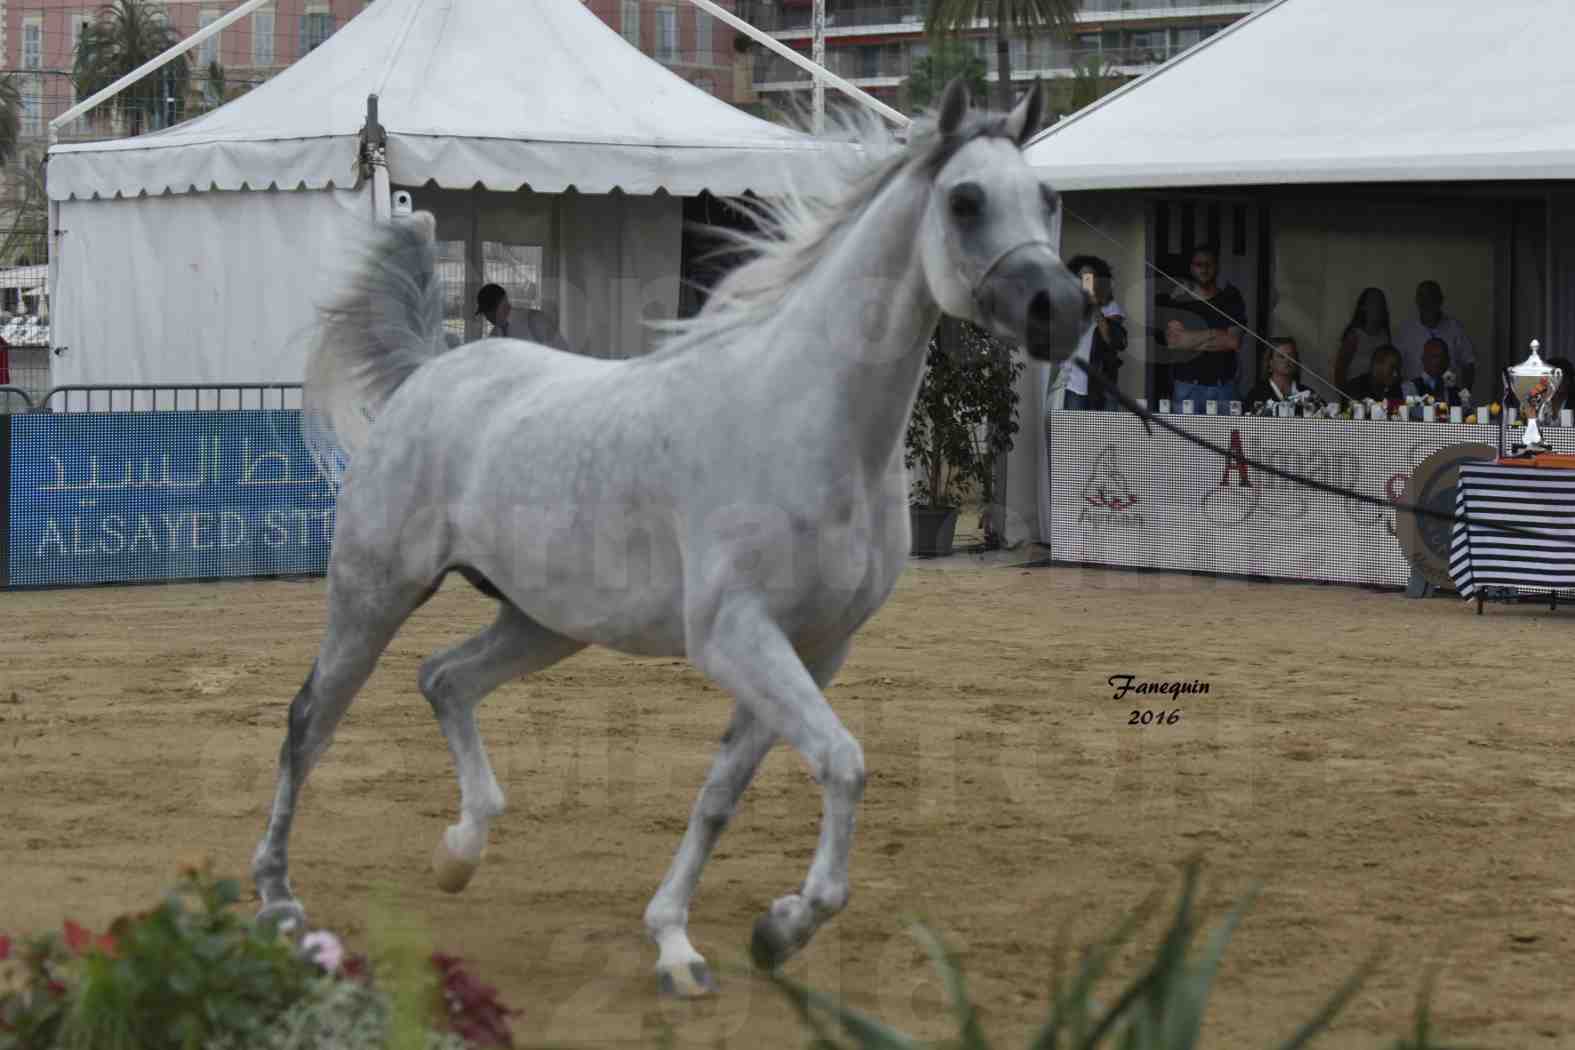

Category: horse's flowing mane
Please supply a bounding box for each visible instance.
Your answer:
[647,102,1020,359]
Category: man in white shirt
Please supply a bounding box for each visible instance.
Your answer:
[1061,255,1127,410]
[1395,280,1474,393]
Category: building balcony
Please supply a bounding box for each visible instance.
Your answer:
[760,0,1262,37]
[752,42,1177,88]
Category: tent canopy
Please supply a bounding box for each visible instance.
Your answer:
[1024,0,1575,190]
[49,0,829,201]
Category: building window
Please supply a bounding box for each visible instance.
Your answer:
[694,76,714,95]
[20,78,39,136]
[621,0,639,46]
[254,8,275,65]
[22,18,41,70]
[198,9,219,69]
[656,6,678,62]
[301,8,333,53]
[71,16,92,62]
[695,11,711,63]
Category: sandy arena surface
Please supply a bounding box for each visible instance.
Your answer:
[3,556,1575,1048]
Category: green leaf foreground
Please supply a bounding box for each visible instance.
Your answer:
[759,857,1476,1050]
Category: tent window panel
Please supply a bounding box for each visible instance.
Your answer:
[435,240,469,344]
[484,242,545,311]
[254,10,275,65]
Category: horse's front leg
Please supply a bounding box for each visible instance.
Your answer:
[642,705,776,997]
[689,600,862,973]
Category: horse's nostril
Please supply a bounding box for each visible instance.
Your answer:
[1027,290,1052,327]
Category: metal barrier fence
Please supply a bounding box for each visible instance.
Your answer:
[38,384,304,413]
[0,385,33,413]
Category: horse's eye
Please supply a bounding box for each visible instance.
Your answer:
[1040,184,1060,216]
[949,182,984,222]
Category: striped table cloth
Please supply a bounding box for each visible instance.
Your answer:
[1449,461,1575,601]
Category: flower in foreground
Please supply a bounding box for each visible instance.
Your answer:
[300,930,344,974]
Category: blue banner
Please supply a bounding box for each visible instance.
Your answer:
[8,411,336,587]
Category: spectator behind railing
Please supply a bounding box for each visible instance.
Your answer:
[1346,344,1405,403]
[1245,337,1307,409]
[1397,280,1476,393]
[1333,286,1392,392]
[1402,337,1463,407]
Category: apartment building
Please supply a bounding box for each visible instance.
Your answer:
[749,0,1273,114]
[583,0,753,105]
[7,0,372,144]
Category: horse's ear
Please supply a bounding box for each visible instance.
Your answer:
[937,76,969,136]
[1004,78,1046,146]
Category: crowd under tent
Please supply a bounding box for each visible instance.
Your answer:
[1003,0,1575,546]
[45,0,840,390]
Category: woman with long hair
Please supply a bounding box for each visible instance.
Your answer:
[1333,287,1391,393]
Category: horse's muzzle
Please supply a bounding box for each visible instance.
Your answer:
[975,250,1093,363]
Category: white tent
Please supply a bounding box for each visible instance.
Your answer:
[1023,0,1575,190]
[1005,0,1575,550]
[46,0,839,387]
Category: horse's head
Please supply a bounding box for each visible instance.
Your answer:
[917,77,1092,362]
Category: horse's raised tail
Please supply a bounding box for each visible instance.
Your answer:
[303,211,448,487]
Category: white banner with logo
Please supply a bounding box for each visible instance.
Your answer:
[1045,414,1575,587]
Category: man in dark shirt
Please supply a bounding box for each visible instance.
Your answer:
[1157,246,1247,410]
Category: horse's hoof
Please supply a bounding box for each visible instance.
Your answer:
[432,838,481,894]
[749,914,798,972]
[257,899,307,936]
[657,961,719,999]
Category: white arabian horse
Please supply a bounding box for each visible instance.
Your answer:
[251,77,1090,998]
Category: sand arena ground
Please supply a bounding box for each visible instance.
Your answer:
[3,554,1574,1048]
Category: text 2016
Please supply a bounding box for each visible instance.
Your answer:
[1129,709,1181,726]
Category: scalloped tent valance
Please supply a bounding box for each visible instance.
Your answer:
[48,0,832,202]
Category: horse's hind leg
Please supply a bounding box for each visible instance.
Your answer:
[251,573,432,931]
[419,601,585,893]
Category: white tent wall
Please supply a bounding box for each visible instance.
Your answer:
[50,185,372,399]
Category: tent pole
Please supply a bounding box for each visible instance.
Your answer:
[811,0,825,133]
[680,0,908,127]
[362,94,391,223]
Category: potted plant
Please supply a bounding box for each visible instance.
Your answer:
[904,317,1024,556]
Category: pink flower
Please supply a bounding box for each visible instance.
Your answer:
[300,930,344,974]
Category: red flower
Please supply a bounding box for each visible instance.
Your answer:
[0,933,10,960]
[62,920,92,955]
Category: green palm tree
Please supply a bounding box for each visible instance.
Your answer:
[0,75,21,169]
[923,0,1079,114]
[73,0,190,137]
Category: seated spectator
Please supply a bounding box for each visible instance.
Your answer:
[1346,344,1405,403]
[1396,279,1476,391]
[1402,337,1462,405]
[1549,357,1575,416]
[1245,338,1307,408]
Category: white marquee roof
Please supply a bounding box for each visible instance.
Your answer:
[1025,0,1575,190]
[49,0,831,200]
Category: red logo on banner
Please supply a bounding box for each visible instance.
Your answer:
[1219,429,1251,488]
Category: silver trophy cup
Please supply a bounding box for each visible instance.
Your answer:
[1506,339,1564,454]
